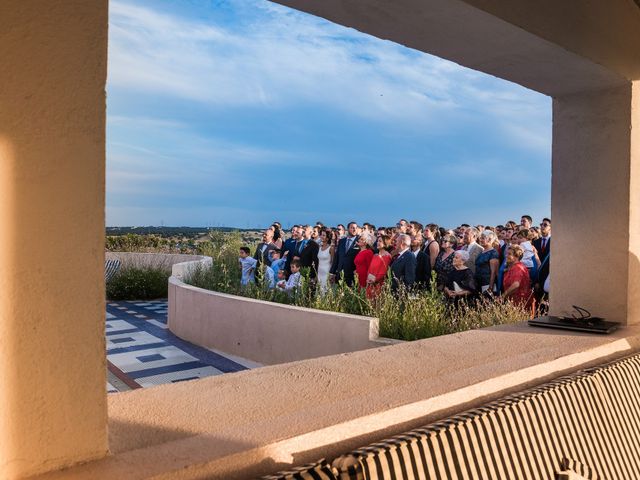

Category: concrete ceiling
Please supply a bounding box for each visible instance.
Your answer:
[272,0,638,97]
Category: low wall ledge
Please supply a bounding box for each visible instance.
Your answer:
[32,321,640,480]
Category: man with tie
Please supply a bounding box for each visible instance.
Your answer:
[391,234,416,292]
[282,225,301,274]
[533,218,551,263]
[533,218,551,302]
[253,228,277,268]
[330,222,360,286]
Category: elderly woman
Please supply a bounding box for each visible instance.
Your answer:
[434,234,457,290]
[502,244,533,307]
[366,234,393,300]
[444,250,477,302]
[475,230,500,294]
[354,232,375,289]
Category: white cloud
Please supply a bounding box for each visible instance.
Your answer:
[108,0,550,135]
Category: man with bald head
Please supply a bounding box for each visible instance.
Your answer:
[391,234,416,292]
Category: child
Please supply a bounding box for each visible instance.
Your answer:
[269,250,285,278]
[275,268,287,290]
[263,265,276,289]
[277,259,302,294]
[238,246,257,286]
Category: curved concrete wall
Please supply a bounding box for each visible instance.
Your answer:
[168,260,397,365]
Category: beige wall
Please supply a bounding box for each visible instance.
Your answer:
[551,85,635,322]
[168,277,394,365]
[0,2,109,478]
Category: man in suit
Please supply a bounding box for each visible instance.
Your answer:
[533,218,551,263]
[298,225,319,279]
[462,227,483,274]
[533,218,551,301]
[391,234,416,292]
[282,225,301,274]
[254,229,277,267]
[411,236,431,289]
[330,221,360,286]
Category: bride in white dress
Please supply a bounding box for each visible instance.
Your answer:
[316,229,334,293]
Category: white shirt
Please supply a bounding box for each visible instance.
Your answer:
[264,267,275,289]
[520,241,535,268]
[239,257,257,285]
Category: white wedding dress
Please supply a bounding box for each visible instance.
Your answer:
[317,246,332,293]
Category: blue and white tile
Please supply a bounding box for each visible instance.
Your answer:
[109,347,197,373]
[107,331,161,350]
[135,366,223,387]
[105,319,137,333]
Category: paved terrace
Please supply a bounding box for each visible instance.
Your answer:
[106,300,261,392]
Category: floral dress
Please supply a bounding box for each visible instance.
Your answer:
[435,250,455,289]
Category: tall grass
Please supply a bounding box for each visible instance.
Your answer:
[184,235,530,341]
[106,254,173,301]
[107,266,171,300]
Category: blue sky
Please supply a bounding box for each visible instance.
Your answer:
[106,0,551,229]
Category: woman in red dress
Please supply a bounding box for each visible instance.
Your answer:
[354,233,375,289]
[366,234,393,300]
[502,244,533,308]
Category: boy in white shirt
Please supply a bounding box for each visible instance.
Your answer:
[239,246,257,286]
[277,259,301,294]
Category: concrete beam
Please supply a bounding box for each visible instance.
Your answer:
[271,0,628,96]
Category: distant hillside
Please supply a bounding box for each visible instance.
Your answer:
[106,226,256,238]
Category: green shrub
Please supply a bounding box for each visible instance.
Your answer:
[106,266,171,300]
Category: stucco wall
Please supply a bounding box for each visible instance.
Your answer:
[0,1,109,478]
[168,276,395,365]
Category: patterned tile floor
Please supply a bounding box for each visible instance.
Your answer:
[106,300,261,392]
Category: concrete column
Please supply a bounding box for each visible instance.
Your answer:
[0,2,109,478]
[551,83,639,325]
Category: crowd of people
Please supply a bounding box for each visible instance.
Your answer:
[239,215,551,309]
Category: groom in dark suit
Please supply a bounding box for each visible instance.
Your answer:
[330,221,360,286]
[532,218,551,264]
[391,234,416,292]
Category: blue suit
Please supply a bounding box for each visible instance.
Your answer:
[330,236,360,286]
[391,250,416,291]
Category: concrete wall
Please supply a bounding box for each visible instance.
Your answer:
[168,275,394,365]
[0,2,109,478]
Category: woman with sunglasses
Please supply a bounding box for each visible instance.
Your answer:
[434,234,457,290]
